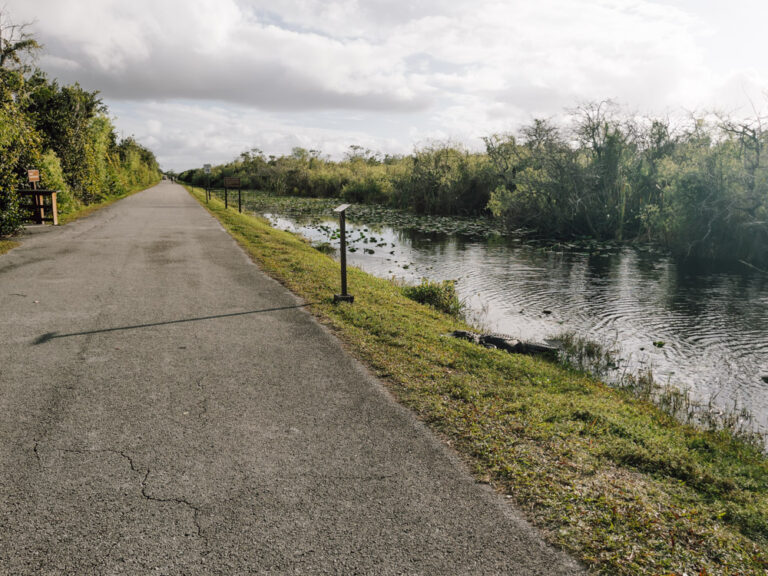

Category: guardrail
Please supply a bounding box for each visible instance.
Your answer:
[17,190,59,226]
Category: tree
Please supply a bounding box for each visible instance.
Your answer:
[27,75,107,202]
[0,10,40,102]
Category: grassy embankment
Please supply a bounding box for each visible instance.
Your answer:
[187,185,768,575]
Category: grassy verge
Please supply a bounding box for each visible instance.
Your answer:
[0,240,19,255]
[188,185,768,575]
[58,179,162,225]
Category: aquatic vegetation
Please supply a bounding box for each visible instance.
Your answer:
[552,331,619,376]
[210,188,506,238]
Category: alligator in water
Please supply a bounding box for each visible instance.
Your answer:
[448,330,558,358]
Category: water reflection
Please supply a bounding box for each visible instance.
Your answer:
[264,213,768,429]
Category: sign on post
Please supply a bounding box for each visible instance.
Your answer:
[28,170,40,183]
[203,164,212,174]
[223,177,240,188]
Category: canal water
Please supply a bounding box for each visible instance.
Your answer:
[261,209,768,430]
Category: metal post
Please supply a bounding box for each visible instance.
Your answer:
[333,204,353,303]
[340,211,347,294]
[225,187,228,209]
[238,188,242,213]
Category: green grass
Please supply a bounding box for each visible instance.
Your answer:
[187,185,768,575]
[0,240,19,255]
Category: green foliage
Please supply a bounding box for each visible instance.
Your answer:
[553,330,618,376]
[402,278,464,317]
[180,143,492,217]
[394,144,493,215]
[341,171,393,204]
[39,149,73,211]
[0,100,41,235]
[487,103,768,265]
[27,76,109,203]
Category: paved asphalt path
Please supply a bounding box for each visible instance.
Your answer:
[0,182,583,575]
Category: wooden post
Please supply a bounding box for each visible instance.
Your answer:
[51,191,58,226]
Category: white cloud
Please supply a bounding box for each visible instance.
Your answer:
[6,0,768,170]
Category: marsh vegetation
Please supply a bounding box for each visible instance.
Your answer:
[182,101,768,267]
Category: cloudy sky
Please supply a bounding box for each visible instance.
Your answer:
[7,0,768,171]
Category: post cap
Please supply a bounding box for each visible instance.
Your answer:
[334,204,351,213]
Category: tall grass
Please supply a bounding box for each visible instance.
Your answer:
[402,278,465,317]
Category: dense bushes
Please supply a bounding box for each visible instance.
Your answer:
[0,15,160,236]
[180,145,493,216]
[0,101,41,234]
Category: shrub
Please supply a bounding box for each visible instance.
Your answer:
[402,278,464,317]
[39,149,75,212]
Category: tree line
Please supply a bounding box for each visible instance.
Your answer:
[0,12,160,236]
[181,102,768,266]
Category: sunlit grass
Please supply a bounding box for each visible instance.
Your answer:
[188,185,768,575]
[0,240,19,255]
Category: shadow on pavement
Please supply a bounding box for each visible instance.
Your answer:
[32,304,311,345]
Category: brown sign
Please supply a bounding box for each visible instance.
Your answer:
[223,177,241,188]
[28,169,40,183]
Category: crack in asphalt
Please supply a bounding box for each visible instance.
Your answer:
[52,446,205,539]
[141,469,204,538]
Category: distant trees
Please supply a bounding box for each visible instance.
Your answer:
[0,9,160,236]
